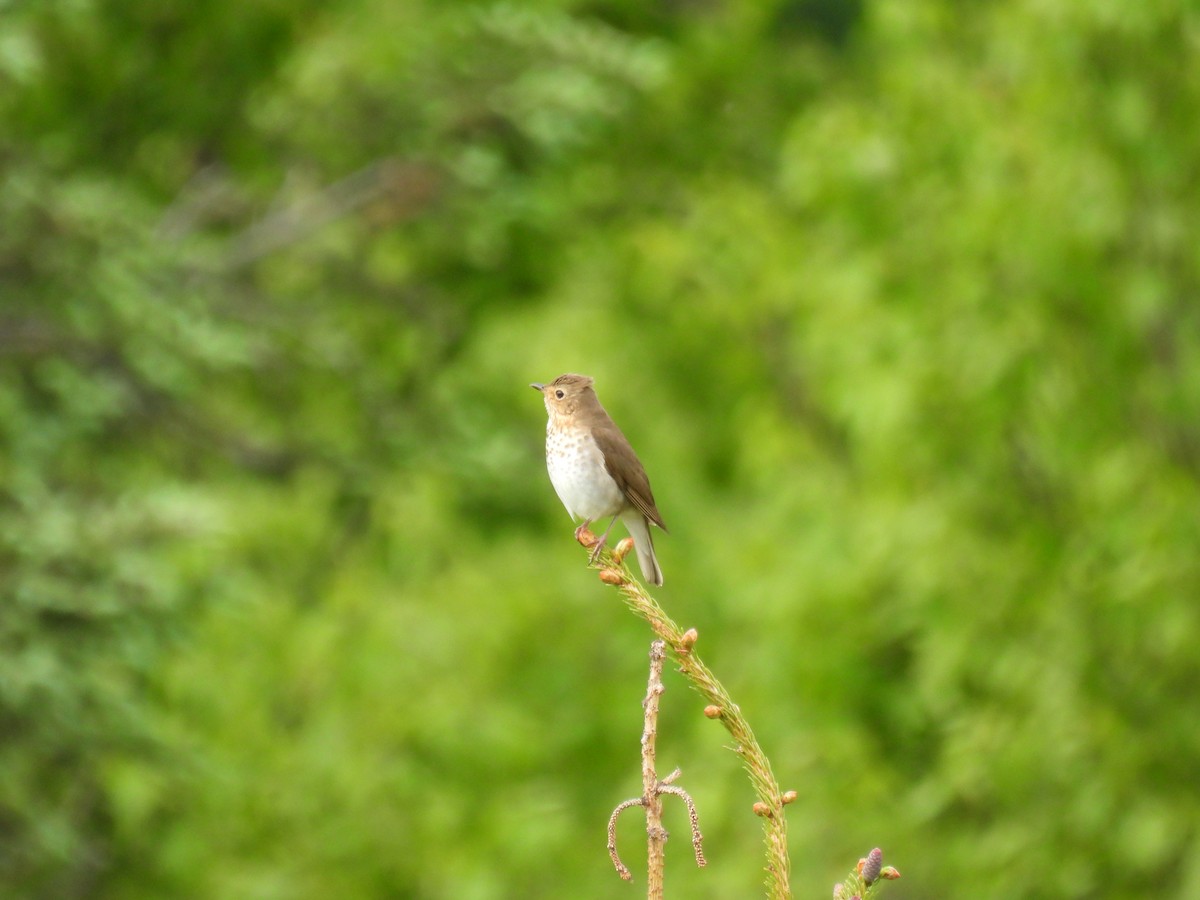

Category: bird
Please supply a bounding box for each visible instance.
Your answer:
[530,373,667,585]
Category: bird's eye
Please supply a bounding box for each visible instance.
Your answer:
[555,390,565,399]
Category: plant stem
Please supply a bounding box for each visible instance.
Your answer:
[591,543,792,900]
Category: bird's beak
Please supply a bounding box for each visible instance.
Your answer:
[530,383,545,391]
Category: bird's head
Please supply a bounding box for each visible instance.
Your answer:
[530,373,596,418]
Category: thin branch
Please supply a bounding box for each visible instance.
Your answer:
[659,784,707,868]
[641,640,667,900]
[222,159,441,269]
[588,532,792,900]
[607,798,643,881]
[607,641,708,896]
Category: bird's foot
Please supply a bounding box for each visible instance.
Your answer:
[587,537,608,565]
[574,523,598,549]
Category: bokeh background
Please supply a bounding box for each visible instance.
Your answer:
[4,0,1199,897]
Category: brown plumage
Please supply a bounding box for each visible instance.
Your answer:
[531,373,667,585]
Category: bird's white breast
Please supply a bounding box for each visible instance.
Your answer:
[545,423,624,522]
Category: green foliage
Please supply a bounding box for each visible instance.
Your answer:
[2,0,1199,897]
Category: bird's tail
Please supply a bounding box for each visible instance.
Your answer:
[622,514,663,586]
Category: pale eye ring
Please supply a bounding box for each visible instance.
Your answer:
[555,390,565,399]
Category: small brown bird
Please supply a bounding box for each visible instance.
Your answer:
[531,373,667,585]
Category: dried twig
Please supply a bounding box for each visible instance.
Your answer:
[588,533,792,899]
[607,641,707,898]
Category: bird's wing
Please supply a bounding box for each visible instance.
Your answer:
[591,424,668,532]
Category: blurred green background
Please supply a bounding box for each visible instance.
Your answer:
[3,0,1199,897]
